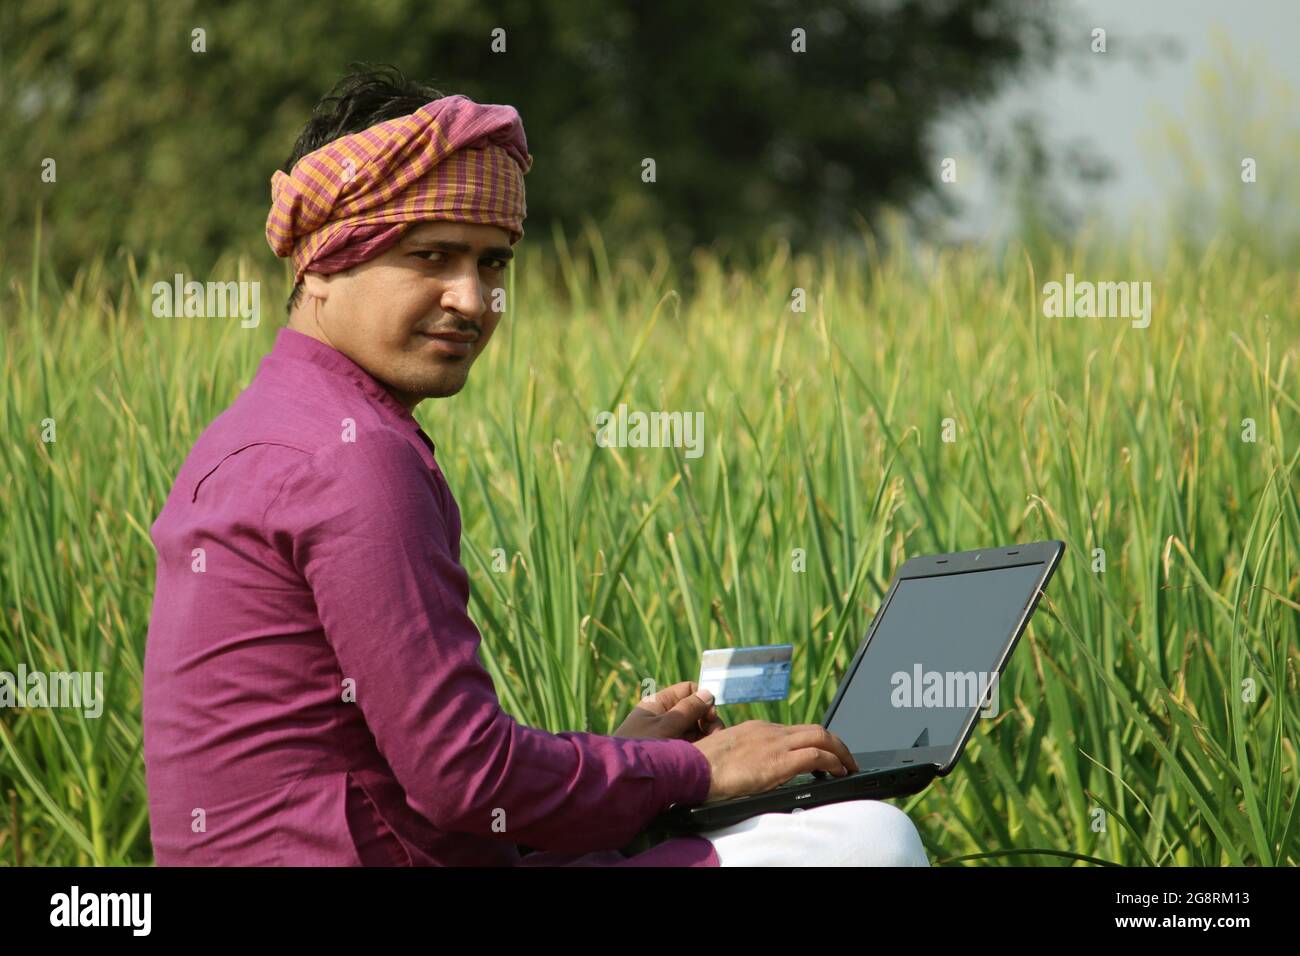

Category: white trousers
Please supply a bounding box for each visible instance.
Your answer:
[699,799,930,866]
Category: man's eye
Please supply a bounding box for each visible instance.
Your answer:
[412,251,507,270]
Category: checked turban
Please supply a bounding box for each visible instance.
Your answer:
[266,93,532,282]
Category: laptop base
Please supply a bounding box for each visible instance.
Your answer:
[651,764,939,833]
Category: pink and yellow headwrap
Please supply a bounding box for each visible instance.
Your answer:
[266,93,532,282]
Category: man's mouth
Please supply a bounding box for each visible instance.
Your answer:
[417,328,478,357]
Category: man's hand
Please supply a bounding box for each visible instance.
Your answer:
[613,681,725,742]
[691,720,859,801]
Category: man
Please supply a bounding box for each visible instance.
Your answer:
[142,66,929,867]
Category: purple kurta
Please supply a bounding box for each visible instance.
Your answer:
[143,328,717,867]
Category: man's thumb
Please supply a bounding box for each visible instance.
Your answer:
[666,688,714,730]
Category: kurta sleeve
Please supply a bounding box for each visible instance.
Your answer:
[264,429,712,854]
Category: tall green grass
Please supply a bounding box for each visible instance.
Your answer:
[1,226,1296,866]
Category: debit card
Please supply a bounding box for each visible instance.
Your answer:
[699,644,793,705]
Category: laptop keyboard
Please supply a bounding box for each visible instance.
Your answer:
[779,768,881,788]
[780,773,819,787]
[697,769,883,805]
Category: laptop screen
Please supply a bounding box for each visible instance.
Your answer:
[825,561,1044,757]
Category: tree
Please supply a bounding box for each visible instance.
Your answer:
[0,0,1059,278]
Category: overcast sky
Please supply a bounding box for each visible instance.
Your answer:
[928,0,1299,241]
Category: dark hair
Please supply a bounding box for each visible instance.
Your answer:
[281,63,447,315]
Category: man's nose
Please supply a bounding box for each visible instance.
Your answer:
[441,267,489,321]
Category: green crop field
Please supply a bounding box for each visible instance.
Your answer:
[1,226,1296,866]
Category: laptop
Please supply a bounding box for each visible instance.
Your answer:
[653,539,1065,832]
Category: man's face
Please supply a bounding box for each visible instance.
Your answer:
[290,220,514,406]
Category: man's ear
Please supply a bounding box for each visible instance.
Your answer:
[301,271,331,303]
